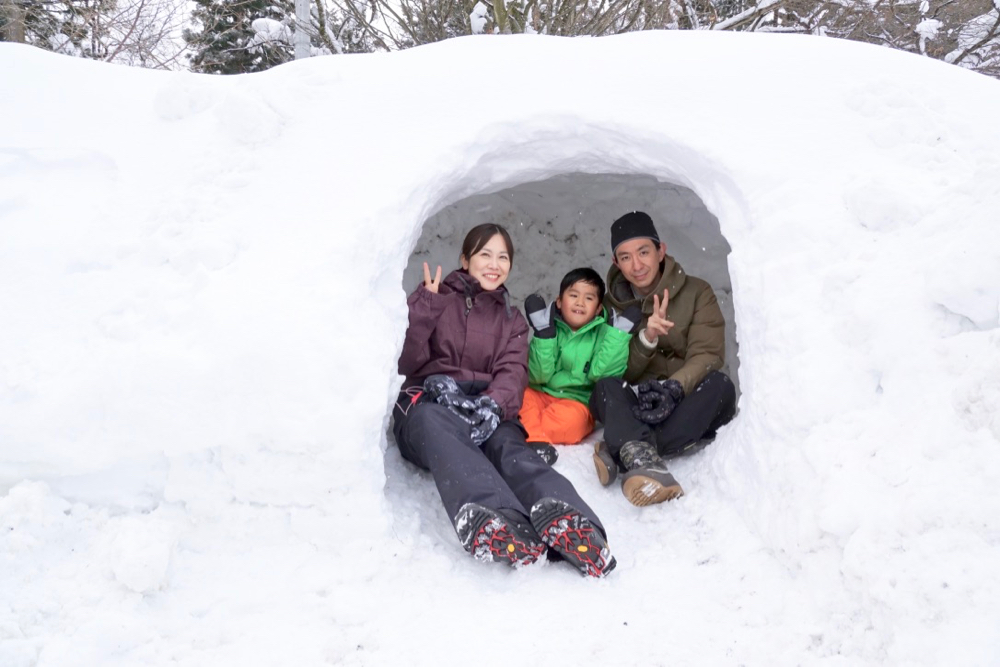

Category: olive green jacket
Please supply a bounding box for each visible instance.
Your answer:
[604,255,725,396]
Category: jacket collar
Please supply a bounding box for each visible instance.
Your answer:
[554,307,608,336]
[606,255,687,312]
[441,269,514,318]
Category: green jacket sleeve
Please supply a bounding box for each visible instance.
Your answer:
[670,288,725,395]
[586,325,631,381]
[528,335,558,386]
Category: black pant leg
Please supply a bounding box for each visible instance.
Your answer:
[653,371,737,456]
[392,400,526,522]
[480,422,607,538]
[588,377,653,459]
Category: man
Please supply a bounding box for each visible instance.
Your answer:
[589,211,737,507]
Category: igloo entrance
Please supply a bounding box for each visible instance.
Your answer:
[401,172,741,397]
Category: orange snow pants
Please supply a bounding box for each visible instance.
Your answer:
[518,387,595,445]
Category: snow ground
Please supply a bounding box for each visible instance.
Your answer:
[2,31,1000,666]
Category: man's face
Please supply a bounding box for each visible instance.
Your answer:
[613,238,666,295]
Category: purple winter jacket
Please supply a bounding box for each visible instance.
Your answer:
[398,269,529,419]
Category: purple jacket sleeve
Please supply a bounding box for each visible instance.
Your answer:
[398,285,448,377]
[483,311,530,419]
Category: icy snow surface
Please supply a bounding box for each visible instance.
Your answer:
[2,31,1000,666]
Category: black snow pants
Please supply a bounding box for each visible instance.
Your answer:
[392,390,605,536]
[588,371,737,461]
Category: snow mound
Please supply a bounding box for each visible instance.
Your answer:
[2,32,1000,665]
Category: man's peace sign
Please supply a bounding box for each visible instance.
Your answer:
[643,291,675,342]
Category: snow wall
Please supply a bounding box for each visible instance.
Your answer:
[2,31,1000,665]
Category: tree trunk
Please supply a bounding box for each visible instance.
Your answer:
[3,0,26,42]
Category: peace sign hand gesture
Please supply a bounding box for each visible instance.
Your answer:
[423,262,443,294]
[642,292,674,342]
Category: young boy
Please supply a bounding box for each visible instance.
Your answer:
[520,267,642,445]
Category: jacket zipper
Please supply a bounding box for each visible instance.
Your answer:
[465,296,473,316]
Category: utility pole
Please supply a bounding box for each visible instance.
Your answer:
[3,0,27,43]
[294,0,309,59]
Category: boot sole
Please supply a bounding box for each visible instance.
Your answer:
[455,504,546,567]
[530,498,616,578]
[593,441,617,487]
[621,474,684,506]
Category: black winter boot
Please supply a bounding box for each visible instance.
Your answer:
[529,498,616,578]
[525,441,559,466]
[619,440,684,506]
[454,503,547,567]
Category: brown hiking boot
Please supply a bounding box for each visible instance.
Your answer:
[619,440,684,506]
[592,440,618,487]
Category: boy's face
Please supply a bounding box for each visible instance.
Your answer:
[557,280,602,331]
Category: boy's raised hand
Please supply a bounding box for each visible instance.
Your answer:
[422,262,443,293]
[524,293,556,339]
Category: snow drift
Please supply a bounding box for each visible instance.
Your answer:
[2,31,999,665]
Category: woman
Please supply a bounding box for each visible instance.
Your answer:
[393,223,615,578]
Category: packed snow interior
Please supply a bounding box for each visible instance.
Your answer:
[3,30,1000,666]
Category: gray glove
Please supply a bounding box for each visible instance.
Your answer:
[632,379,685,424]
[524,294,556,339]
[609,304,643,334]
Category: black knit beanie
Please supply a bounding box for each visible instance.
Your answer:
[611,211,660,254]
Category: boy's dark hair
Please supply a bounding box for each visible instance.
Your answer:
[559,267,606,303]
[461,223,514,265]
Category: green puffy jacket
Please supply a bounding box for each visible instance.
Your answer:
[528,310,631,405]
[604,255,725,396]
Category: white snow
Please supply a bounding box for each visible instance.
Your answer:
[251,18,293,49]
[470,2,490,35]
[2,32,1000,666]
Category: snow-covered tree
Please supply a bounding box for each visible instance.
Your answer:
[184,0,296,74]
[315,0,1000,79]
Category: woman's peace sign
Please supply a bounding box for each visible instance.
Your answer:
[423,262,443,294]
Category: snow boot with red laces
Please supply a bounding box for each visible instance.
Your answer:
[529,498,616,578]
[454,503,547,567]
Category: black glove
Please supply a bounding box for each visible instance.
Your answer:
[609,304,643,334]
[423,374,463,401]
[469,395,502,444]
[524,294,556,339]
[631,379,685,424]
[436,390,477,414]
[469,408,500,445]
[473,394,502,417]
[422,376,501,445]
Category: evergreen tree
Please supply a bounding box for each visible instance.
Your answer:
[185,0,295,74]
[2,0,115,58]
